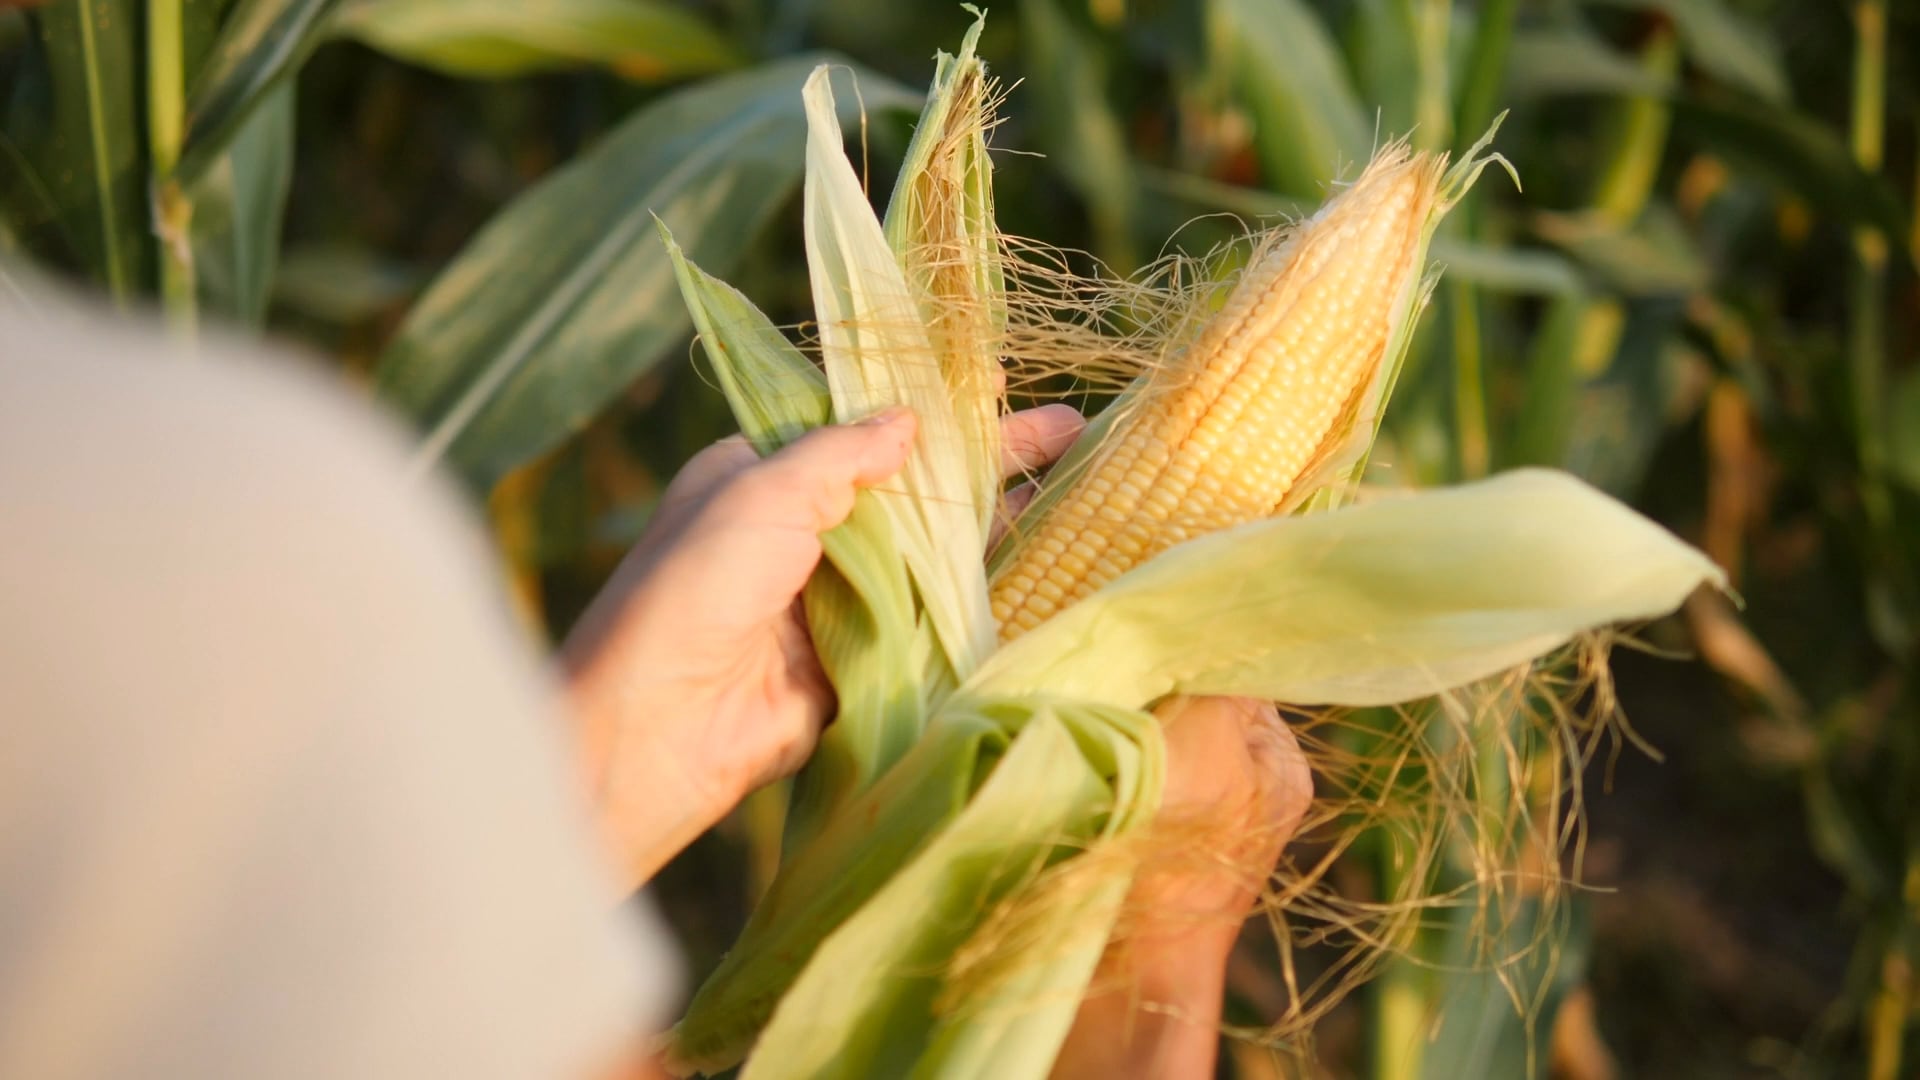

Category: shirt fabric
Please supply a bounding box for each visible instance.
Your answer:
[0,288,678,1080]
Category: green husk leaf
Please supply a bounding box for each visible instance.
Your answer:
[968,469,1724,709]
[657,220,831,443]
[906,701,1162,1078]
[801,66,996,678]
[657,223,921,839]
[188,84,295,325]
[881,10,1005,537]
[668,711,1011,1075]
[739,698,1163,1079]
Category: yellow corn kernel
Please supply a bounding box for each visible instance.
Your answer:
[992,147,1445,640]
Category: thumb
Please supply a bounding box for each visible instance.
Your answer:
[653,409,917,629]
[707,407,917,537]
[1244,701,1312,841]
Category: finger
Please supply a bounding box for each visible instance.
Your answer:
[1002,481,1038,521]
[1113,697,1300,967]
[987,480,1038,550]
[1245,702,1312,838]
[999,403,1085,479]
[655,436,759,525]
[647,409,918,631]
[658,404,915,543]
[1152,696,1270,817]
[711,407,918,535]
[1152,696,1309,854]
[665,436,757,501]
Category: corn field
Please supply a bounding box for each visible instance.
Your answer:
[3,0,1916,1077]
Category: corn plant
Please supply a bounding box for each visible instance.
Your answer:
[0,0,913,490]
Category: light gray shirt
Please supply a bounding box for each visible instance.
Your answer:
[0,291,677,1079]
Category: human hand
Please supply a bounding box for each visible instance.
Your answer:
[564,404,1087,895]
[1054,696,1312,1078]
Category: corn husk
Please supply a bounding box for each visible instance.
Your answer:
[969,468,1725,709]
[658,227,920,841]
[801,67,996,681]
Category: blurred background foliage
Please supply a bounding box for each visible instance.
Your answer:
[3,0,1916,1076]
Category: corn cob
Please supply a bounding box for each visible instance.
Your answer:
[990,147,1446,639]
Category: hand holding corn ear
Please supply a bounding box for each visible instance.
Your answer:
[565,404,1087,893]
[1057,696,1312,1078]
[654,14,1723,1078]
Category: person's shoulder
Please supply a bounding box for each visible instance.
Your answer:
[0,283,506,601]
[0,282,514,686]
[3,288,423,514]
[0,287,675,1079]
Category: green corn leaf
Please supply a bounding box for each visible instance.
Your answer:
[1503,25,1677,101]
[968,469,1724,710]
[1672,95,1911,252]
[1532,203,1710,297]
[1510,30,1675,469]
[1889,368,1920,495]
[1216,0,1369,197]
[1587,0,1789,104]
[658,223,922,840]
[375,58,918,490]
[13,0,147,298]
[801,65,996,679]
[333,0,743,82]
[178,0,342,184]
[268,244,419,324]
[1507,295,1624,469]
[1420,897,1593,1080]
[1018,0,1138,269]
[1427,238,1585,298]
[1587,30,1680,229]
[189,83,294,325]
[1556,303,1690,498]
